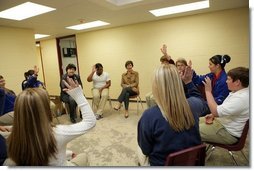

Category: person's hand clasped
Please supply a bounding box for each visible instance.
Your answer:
[205,114,214,124]
[0,126,11,132]
[62,77,79,91]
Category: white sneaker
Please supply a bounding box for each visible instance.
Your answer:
[95,114,103,120]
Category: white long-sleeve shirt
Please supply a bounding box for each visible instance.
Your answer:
[49,86,96,166]
[4,86,96,166]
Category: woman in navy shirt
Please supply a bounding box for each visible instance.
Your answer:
[138,64,204,166]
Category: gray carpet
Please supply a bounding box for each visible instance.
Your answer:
[53,99,249,167]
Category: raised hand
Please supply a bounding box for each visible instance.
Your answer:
[34,65,39,75]
[202,77,212,92]
[160,44,167,56]
[62,77,79,91]
[160,44,172,61]
[181,65,193,84]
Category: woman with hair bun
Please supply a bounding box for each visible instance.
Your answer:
[192,54,231,115]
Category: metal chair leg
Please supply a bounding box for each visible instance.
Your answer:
[138,96,144,110]
[136,96,144,114]
[136,97,139,113]
[91,98,95,112]
[205,146,215,162]
[227,150,249,166]
[206,144,212,152]
[52,111,60,124]
[108,96,113,110]
[228,151,238,165]
[240,150,249,163]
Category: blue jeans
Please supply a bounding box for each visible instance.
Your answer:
[117,87,137,110]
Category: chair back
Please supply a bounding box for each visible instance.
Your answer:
[210,119,249,151]
[165,144,206,166]
[235,119,249,150]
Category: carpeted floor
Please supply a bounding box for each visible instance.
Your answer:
[53,99,249,167]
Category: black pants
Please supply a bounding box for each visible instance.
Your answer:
[117,87,137,110]
[61,95,77,119]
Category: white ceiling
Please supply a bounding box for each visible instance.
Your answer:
[0,0,249,40]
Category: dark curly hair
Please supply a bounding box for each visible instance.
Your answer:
[65,63,76,72]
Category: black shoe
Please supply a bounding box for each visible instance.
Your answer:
[70,118,76,123]
[80,113,83,119]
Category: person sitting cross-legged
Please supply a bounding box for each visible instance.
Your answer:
[114,60,139,118]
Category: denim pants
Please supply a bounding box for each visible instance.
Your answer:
[117,87,137,110]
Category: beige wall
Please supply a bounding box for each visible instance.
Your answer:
[1,7,248,100]
[76,7,249,100]
[39,39,60,95]
[0,27,41,94]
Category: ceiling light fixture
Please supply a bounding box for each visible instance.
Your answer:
[149,0,209,17]
[0,2,56,20]
[34,34,50,39]
[66,20,110,30]
[106,0,143,6]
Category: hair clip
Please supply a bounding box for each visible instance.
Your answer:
[221,55,224,64]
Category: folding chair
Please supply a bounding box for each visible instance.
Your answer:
[205,120,249,165]
[92,95,113,111]
[129,94,144,114]
[165,144,206,166]
[49,97,60,124]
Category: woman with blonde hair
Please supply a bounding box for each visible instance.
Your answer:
[4,78,96,166]
[137,64,204,166]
